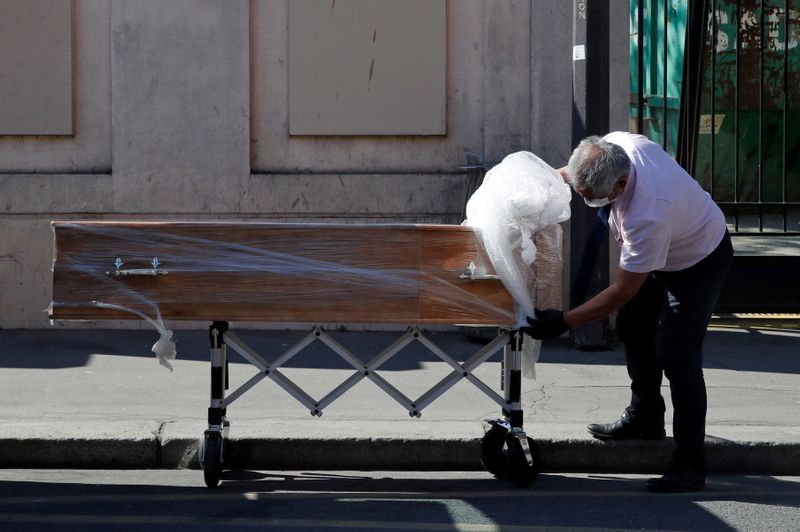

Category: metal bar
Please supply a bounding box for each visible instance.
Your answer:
[569,0,611,349]
[714,230,800,235]
[716,201,800,206]
[414,332,509,412]
[759,0,765,232]
[223,331,269,371]
[711,0,717,200]
[664,0,669,150]
[502,342,513,403]
[365,372,416,415]
[106,268,168,278]
[222,371,267,408]
[506,333,524,423]
[735,0,741,232]
[316,372,365,412]
[638,0,645,133]
[730,231,800,236]
[211,330,225,368]
[677,0,709,173]
[414,331,464,374]
[413,371,465,412]
[364,329,417,371]
[414,371,510,412]
[267,369,319,414]
[268,330,320,370]
[460,332,509,372]
[702,209,800,235]
[208,322,229,428]
[783,0,789,232]
[510,334,522,372]
[677,0,688,167]
[413,368,507,413]
[317,330,367,370]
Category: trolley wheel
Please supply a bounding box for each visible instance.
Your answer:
[480,424,509,477]
[504,433,540,488]
[202,431,224,488]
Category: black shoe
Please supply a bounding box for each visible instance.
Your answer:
[647,462,706,493]
[587,407,666,440]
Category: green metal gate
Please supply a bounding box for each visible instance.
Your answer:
[631,0,800,236]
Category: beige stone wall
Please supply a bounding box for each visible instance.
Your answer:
[0,0,629,328]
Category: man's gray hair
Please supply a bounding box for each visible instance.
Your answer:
[567,136,631,196]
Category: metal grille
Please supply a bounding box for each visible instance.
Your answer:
[632,0,800,235]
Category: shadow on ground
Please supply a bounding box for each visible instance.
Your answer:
[1,324,797,376]
[0,472,797,530]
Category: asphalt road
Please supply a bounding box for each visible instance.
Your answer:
[0,470,798,531]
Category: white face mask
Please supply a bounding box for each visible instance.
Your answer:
[583,195,612,208]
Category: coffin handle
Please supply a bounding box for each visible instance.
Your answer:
[105,257,168,277]
[458,261,500,281]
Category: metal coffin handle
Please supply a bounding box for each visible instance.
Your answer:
[105,257,169,277]
[458,260,500,281]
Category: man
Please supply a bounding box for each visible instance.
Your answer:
[525,132,733,493]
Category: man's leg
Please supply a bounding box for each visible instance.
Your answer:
[654,290,709,468]
[619,275,667,414]
[587,275,666,439]
[648,232,733,491]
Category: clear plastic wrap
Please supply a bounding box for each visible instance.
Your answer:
[464,151,571,377]
[50,222,518,324]
[50,222,520,369]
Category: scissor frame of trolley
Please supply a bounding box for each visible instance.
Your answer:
[50,221,540,488]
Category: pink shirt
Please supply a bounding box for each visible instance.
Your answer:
[604,132,727,273]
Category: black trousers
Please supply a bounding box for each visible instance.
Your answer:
[616,231,733,468]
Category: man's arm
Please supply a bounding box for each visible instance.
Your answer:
[523,267,649,339]
[563,267,649,328]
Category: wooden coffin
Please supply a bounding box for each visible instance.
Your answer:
[50,222,516,325]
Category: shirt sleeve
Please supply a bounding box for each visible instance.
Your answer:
[618,220,671,273]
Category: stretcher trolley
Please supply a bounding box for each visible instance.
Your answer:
[49,221,540,488]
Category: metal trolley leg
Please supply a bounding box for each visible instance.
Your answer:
[194,324,538,488]
[201,320,229,488]
[480,330,541,487]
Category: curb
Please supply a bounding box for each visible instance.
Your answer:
[3,436,800,476]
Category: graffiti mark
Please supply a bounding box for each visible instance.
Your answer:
[368,58,375,86]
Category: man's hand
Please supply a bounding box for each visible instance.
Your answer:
[522,309,569,339]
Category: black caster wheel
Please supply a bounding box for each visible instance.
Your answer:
[504,432,540,488]
[480,424,509,477]
[202,431,224,488]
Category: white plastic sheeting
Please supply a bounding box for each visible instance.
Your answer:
[465,151,572,377]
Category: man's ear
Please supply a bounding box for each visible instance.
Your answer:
[609,175,627,200]
[615,175,628,192]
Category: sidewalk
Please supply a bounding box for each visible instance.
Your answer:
[0,320,798,476]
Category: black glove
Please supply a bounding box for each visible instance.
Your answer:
[522,309,569,339]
